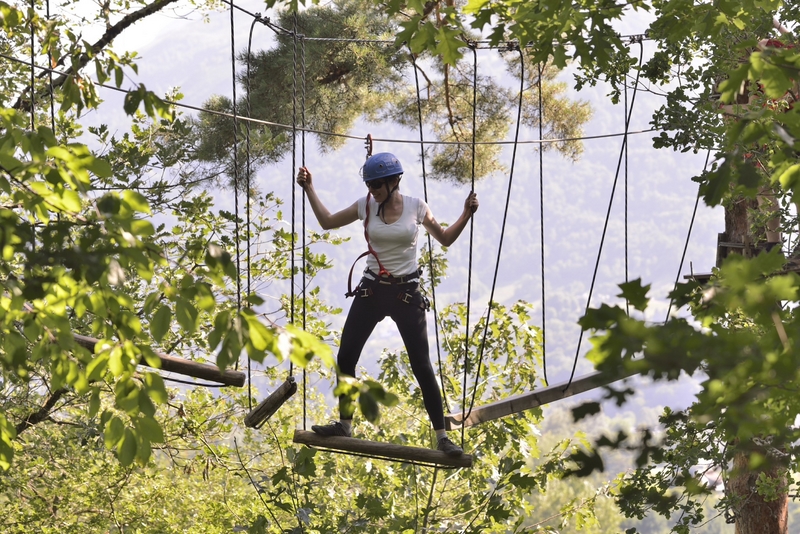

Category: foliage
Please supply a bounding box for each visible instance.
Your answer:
[258,0,800,530]
[0,3,615,532]
[12,0,800,530]
[195,0,591,185]
[0,0,346,474]
[2,291,625,532]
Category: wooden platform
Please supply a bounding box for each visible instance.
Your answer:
[244,377,297,428]
[293,430,473,468]
[72,333,246,387]
[445,368,641,430]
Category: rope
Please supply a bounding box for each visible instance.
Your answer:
[462,44,526,423]
[160,376,232,388]
[302,445,463,469]
[29,0,35,131]
[290,11,297,375]
[624,78,630,315]
[459,43,478,449]
[564,39,644,392]
[217,0,650,48]
[46,0,55,133]
[0,54,662,149]
[244,16,259,410]
[228,0,242,340]
[538,61,548,386]
[300,25,309,430]
[665,150,710,322]
[409,48,450,413]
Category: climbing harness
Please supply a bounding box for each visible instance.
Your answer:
[343,195,429,310]
[344,191,390,296]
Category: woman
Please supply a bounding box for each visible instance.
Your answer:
[296,152,478,456]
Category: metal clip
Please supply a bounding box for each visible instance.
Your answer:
[360,287,372,298]
[398,292,413,304]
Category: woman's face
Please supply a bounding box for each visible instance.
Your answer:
[366,176,399,202]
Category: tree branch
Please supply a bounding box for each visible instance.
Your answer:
[14,0,182,111]
[15,387,69,435]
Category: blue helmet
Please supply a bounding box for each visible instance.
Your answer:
[361,152,403,182]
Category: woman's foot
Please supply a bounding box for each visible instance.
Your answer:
[437,437,463,456]
[311,421,351,437]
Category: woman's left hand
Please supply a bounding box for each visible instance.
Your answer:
[464,191,479,216]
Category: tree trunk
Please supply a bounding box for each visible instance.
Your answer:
[729,450,788,534]
[724,195,788,534]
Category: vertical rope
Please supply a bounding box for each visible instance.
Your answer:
[665,150,710,322]
[410,49,450,413]
[300,29,308,429]
[459,43,477,448]
[624,78,630,316]
[463,44,525,420]
[290,11,297,371]
[244,17,259,410]
[29,0,35,131]
[565,40,643,391]
[537,61,548,386]
[45,0,54,132]
[228,0,242,371]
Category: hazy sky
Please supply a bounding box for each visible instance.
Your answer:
[92,0,720,423]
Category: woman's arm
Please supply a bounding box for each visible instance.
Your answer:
[297,166,359,230]
[422,192,479,247]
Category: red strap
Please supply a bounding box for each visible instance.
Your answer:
[363,193,390,277]
[345,193,390,297]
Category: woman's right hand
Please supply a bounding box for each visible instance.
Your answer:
[296,166,313,190]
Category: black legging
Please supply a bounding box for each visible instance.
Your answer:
[336,279,446,430]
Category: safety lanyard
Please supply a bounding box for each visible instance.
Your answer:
[346,193,390,296]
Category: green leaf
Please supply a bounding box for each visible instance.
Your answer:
[0,415,16,470]
[108,345,125,376]
[175,298,198,334]
[104,416,125,448]
[87,156,112,178]
[88,388,101,418]
[359,389,380,422]
[718,62,749,104]
[209,310,230,350]
[123,88,143,115]
[435,25,466,66]
[86,353,109,382]
[144,372,168,404]
[117,428,137,466]
[572,401,601,421]
[293,446,318,478]
[135,415,164,443]
[244,311,273,353]
[150,305,172,343]
[617,279,650,312]
[121,189,151,214]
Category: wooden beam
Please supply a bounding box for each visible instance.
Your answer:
[445,369,641,430]
[244,377,297,428]
[293,430,473,468]
[72,333,246,387]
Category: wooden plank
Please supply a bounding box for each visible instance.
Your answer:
[72,333,246,387]
[293,430,473,468]
[244,377,297,428]
[445,368,641,430]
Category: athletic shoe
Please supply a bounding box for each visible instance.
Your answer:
[437,437,463,456]
[311,421,351,437]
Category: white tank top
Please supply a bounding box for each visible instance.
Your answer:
[357,194,428,277]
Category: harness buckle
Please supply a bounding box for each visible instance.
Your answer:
[360,287,372,298]
[398,292,413,304]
